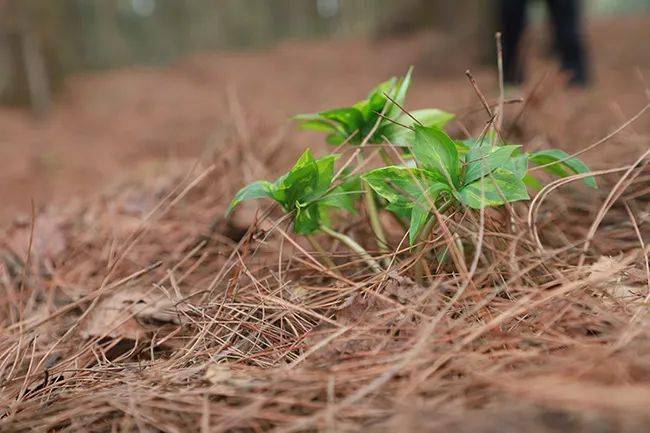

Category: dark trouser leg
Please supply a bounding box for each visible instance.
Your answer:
[500,0,528,85]
[545,0,590,86]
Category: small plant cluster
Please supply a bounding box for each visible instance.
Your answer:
[228,68,595,273]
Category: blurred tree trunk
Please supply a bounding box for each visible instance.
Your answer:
[1,0,49,116]
[0,0,72,117]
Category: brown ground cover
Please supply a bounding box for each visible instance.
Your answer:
[0,16,649,433]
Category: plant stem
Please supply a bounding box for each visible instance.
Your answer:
[413,202,452,285]
[414,216,437,286]
[355,153,388,253]
[362,179,389,253]
[306,235,338,272]
[320,225,382,273]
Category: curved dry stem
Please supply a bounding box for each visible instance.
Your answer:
[320,225,382,273]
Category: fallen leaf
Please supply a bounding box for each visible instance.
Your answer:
[384,271,423,304]
[588,256,626,286]
[589,256,644,300]
[204,364,257,389]
[81,287,181,340]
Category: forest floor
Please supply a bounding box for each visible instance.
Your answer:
[0,15,649,433]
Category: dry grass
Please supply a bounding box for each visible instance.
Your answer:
[0,89,649,433]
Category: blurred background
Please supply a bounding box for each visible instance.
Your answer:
[0,0,649,223]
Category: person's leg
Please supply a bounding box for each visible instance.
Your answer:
[500,0,528,85]
[545,0,590,86]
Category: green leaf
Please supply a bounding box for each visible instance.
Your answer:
[295,110,361,144]
[454,140,471,156]
[297,120,336,133]
[270,150,338,208]
[409,201,431,246]
[294,148,316,167]
[385,203,411,220]
[412,125,460,188]
[385,67,413,120]
[464,144,521,184]
[294,203,321,235]
[313,154,340,194]
[319,185,358,213]
[407,183,449,245]
[356,78,395,122]
[229,150,355,236]
[326,133,347,145]
[295,113,344,133]
[320,108,364,136]
[523,174,543,190]
[410,108,454,128]
[362,166,447,209]
[529,149,596,188]
[501,153,529,179]
[457,169,529,209]
[319,173,361,213]
[382,108,455,145]
[227,180,273,215]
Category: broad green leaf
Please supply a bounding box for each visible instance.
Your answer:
[362,166,447,209]
[412,125,460,188]
[382,108,455,145]
[523,174,543,190]
[271,150,337,208]
[529,149,596,188]
[273,165,317,208]
[294,203,321,235]
[294,113,343,132]
[227,180,273,215]
[294,148,316,168]
[319,187,357,213]
[318,171,361,214]
[320,108,364,136]
[326,133,347,145]
[385,203,411,220]
[407,183,449,245]
[322,173,361,213]
[454,140,471,156]
[501,153,529,179]
[297,119,338,133]
[410,108,454,128]
[464,144,521,184]
[409,201,431,246]
[385,67,413,120]
[228,149,353,235]
[313,154,340,194]
[357,78,395,122]
[457,169,529,209]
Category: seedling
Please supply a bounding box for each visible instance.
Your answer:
[295,67,454,147]
[295,68,454,252]
[363,126,596,245]
[229,68,596,277]
[228,149,380,272]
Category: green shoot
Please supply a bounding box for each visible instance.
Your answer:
[230,67,597,278]
[228,149,380,272]
[294,67,454,147]
[363,125,596,246]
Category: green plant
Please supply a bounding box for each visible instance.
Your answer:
[228,149,379,271]
[363,126,596,246]
[229,68,596,276]
[228,149,353,234]
[295,67,454,147]
[294,68,454,253]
